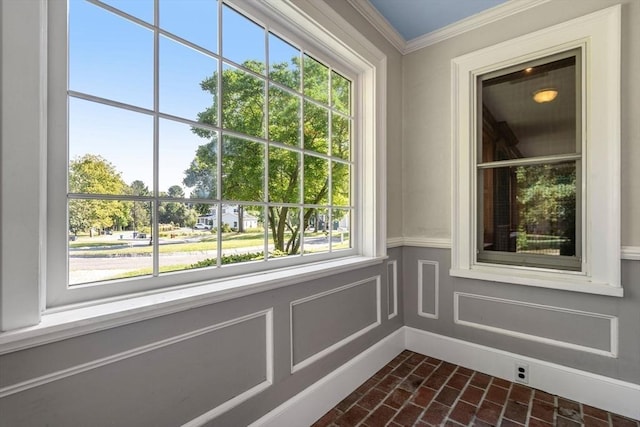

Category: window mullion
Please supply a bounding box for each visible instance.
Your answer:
[152,0,160,277]
[216,0,223,268]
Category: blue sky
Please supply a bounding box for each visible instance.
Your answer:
[69,0,298,195]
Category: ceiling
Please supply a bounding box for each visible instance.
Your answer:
[367,0,510,41]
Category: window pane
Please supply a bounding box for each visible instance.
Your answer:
[160,119,217,198]
[159,36,218,122]
[331,71,350,114]
[479,162,578,268]
[69,0,153,108]
[304,101,329,154]
[269,33,300,91]
[99,0,154,23]
[268,206,300,256]
[222,64,265,138]
[332,208,351,251]
[221,136,264,202]
[159,0,217,53]
[68,199,153,285]
[158,201,216,273]
[69,99,153,195]
[481,54,579,161]
[303,54,329,104]
[304,155,329,205]
[269,147,300,204]
[331,113,350,160]
[222,5,265,73]
[220,205,265,265]
[269,85,300,146]
[332,162,350,206]
[304,208,329,254]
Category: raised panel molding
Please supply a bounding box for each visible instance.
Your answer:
[0,309,275,419]
[387,260,398,319]
[418,260,439,319]
[290,276,381,373]
[454,293,618,357]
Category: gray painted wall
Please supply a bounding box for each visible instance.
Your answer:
[402,247,640,385]
[0,251,403,427]
[402,0,640,244]
[400,0,640,390]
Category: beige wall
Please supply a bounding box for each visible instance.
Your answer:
[324,0,405,240]
[402,0,640,246]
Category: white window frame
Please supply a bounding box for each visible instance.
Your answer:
[0,0,386,339]
[451,5,621,297]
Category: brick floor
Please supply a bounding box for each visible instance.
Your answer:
[311,350,640,427]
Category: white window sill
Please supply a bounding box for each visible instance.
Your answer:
[450,266,623,297]
[0,256,385,355]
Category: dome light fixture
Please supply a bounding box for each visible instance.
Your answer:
[533,88,558,103]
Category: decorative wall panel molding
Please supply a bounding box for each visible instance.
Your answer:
[0,309,274,409]
[387,260,398,319]
[290,277,381,373]
[454,293,618,357]
[418,260,439,319]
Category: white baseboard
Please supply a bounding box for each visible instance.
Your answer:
[249,327,640,425]
[405,327,640,420]
[249,328,405,427]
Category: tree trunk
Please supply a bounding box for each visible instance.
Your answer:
[276,206,288,252]
[237,206,244,232]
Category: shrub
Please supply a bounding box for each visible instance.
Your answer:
[190,250,289,268]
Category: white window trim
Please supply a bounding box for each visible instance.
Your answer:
[450,5,621,297]
[0,0,387,335]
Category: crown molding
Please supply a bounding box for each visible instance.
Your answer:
[348,0,551,55]
[345,0,406,53]
[405,0,551,53]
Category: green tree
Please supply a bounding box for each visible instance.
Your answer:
[185,58,349,254]
[69,154,131,235]
[129,179,151,232]
[516,163,576,255]
[158,185,191,226]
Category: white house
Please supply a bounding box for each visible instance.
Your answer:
[197,205,259,230]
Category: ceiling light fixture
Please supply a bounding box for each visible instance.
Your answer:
[533,88,558,103]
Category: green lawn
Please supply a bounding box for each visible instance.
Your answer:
[70,231,350,257]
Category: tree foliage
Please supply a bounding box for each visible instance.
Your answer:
[69,154,131,234]
[129,179,151,231]
[516,162,576,254]
[158,185,197,227]
[185,57,350,254]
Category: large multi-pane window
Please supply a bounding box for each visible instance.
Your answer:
[65,0,354,287]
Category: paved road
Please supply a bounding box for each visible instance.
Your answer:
[68,231,344,284]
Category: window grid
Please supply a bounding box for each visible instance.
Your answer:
[67,0,355,285]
